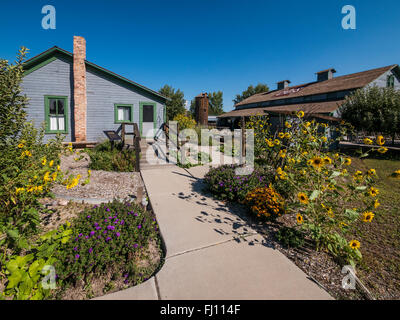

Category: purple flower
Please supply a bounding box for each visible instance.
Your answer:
[88,248,93,253]
[96,226,102,230]
[115,232,120,237]
[85,236,89,239]
[134,213,138,217]
[90,231,95,236]
[107,225,115,230]
[124,279,129,284]
[137,225,142,229]
[106,236,111,242]
[103,230,107,234]
[133,243,138,248]
[87,215,91,219]
[106,208,110,212]
[94,222,99,227]
[93,205,98,209]
[120,220,125,225]
[73,246,78,251]
[75,254,80,259]
[78,233,83,237]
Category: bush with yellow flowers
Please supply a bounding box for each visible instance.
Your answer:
[173,113,197,130]
[244,186,285,220]
[0,123,85,254]
[263,110,386,267]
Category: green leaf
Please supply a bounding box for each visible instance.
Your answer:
[6,229,19,239]
[309,190,320,201]
[6,270,23,289]
[28,260,41,277]
[345,209,359,220]
[356,186,367,191]
[330,171,341,179]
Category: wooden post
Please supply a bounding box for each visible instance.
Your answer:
[241,116,246,161]
[121,123,125,147]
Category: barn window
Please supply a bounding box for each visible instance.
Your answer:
[44,96,68,133]
[114,104,133,123]
[387,75,395,88]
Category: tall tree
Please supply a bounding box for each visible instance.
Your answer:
[339,85,400,144]
[208,91,224,115]
[0,47,28,144]
[159,85,186,121]
[233,83,269,105]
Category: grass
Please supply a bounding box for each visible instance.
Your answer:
[343,150,400,299]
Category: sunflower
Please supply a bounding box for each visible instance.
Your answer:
[41,158,47,166]
[298,192,309,204]
[296,213,304,224]
[368,187,379,197]
[310,157,324,170]
[323,156,332,165]
[304,121,311,128]
[349,240,361,250]
[297,111,305,118]
[284,132,291,139]
[274,139,281,146]
[367,168,376,176]
[374,199,380,208]
[321,136,328,143]
[285,121,292,128]
[377,147,388,154]
[376,135,385,146]
[279,149,287,158]
[362,211,374,223]
[344,158,352,166]
[18,143,24,149]
[363,138,373,145]
[278,132,285,139]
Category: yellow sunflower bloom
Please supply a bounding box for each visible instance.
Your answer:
[362,211,374,223]
[363,138,373,145]
[310,157,324,170]
[376,135,385,146]
[367,169,376,176]
[349,240,361,250]
[285,121,292,128]
[297,111,305,118]
[296,213,304,224]
[344,158,352,166]
[374,199,380,208]
[368,187,379,197]
[377,147,388,154]
[323,156,332,165]
[278,132,285,139]
[298,192,309,204]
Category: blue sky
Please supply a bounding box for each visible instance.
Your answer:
[1,0,400,111]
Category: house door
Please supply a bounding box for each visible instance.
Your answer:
[141,103,155,137]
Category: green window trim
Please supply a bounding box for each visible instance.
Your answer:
[44,95,69,134]
[387,75,395,88]
[139,102,157,136]
[114,104,134,123]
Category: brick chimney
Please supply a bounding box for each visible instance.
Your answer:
[195,93,209,126]
[316,68,336,82]
[73,36,87,142]
[277,80,291,90]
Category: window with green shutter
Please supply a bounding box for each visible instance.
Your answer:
[44,96,68,133]
[387,75,395,88]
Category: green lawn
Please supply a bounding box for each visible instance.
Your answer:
[349,155,400,299]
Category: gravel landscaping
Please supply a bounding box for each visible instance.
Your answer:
[51,152,146,202]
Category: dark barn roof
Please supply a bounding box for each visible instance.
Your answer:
[235,64,398,107]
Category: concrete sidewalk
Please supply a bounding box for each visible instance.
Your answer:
[97,165,332,300]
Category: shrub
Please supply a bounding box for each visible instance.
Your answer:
[170,149,212,169]
[1,222,73,300]
[86,141,136,172]
[264,111,386,267]
[204,165,276,202]
[54,200,160,289]
[275,226,305,248]
[173,113,196,129]
[244,186,285,220]
[0,123,71,253]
